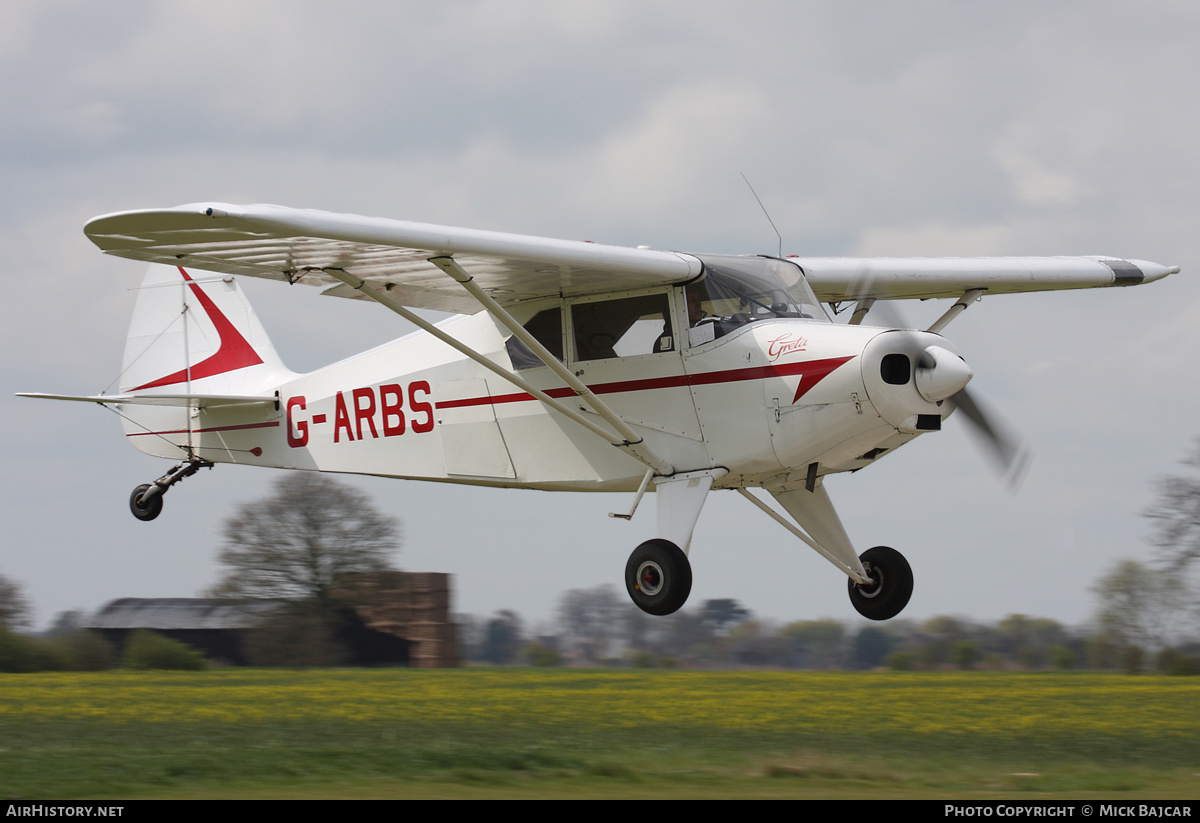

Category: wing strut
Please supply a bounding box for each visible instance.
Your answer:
[926,289,985,334]
[736,487,871,584]
[428,256,676,476]
[321,268,675,477]
[848,297,875,326]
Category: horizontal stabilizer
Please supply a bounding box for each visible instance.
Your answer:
[17,392,277,409]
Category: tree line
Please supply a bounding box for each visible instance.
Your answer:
[455,574,1199,674]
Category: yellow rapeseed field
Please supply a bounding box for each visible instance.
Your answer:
[2,668,1197,742]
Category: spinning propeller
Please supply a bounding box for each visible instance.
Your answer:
[863,300,1031,488]
[944,385,1031,488]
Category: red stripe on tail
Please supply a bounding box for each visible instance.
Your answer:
[131,267,264,391]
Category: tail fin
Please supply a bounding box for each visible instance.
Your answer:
[119,264,295,459]
[122,264,291,395]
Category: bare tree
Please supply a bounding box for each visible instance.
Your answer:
[0,573,31,631]
[1145,439,1200,572]
[557,585,623,661]
[1091,559,1193,654]
[210,473,401,603]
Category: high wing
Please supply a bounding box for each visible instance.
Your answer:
[86,204,1178,313]
[796,255,1178,302]
[85,204,703,314]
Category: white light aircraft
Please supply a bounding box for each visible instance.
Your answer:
[20,204,1178,620]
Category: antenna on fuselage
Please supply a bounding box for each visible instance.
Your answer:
[740,172,782,258]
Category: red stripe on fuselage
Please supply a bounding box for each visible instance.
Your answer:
[433,355,856,410]
[131,267,265,391]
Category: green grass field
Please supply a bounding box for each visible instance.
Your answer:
[1,668,1197,799]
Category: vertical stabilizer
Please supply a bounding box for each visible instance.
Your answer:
[118,264,296,459]
[122,264,292,396]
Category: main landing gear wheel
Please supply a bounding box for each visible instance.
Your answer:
[847,545,913,621]
[129,484,163,522]
[625,539,692,616]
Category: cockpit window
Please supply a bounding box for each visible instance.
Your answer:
[571,293,672,361]
[685,255,829,346]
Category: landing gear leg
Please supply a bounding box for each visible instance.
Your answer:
[620,468,725,616]
[739,484,913,621]
[128,458,214,521]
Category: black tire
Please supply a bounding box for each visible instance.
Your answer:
[625,539,692,616]
[129,484,163,522]
[847,545,912,620]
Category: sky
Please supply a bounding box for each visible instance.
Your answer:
[3,1,1198,633]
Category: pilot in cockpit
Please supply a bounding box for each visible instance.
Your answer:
[685,285,705,328]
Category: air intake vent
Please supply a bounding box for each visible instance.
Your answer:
[881,354,911,385]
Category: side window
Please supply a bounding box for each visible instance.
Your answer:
[505,307,563,370]
[571,293,672,362]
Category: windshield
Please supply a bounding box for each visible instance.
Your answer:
[689,255,829,333]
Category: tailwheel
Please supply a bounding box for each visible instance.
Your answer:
[847,545,913,620]
[127,458,214,521]
[129,484,164,522]
[625,539,692,616]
